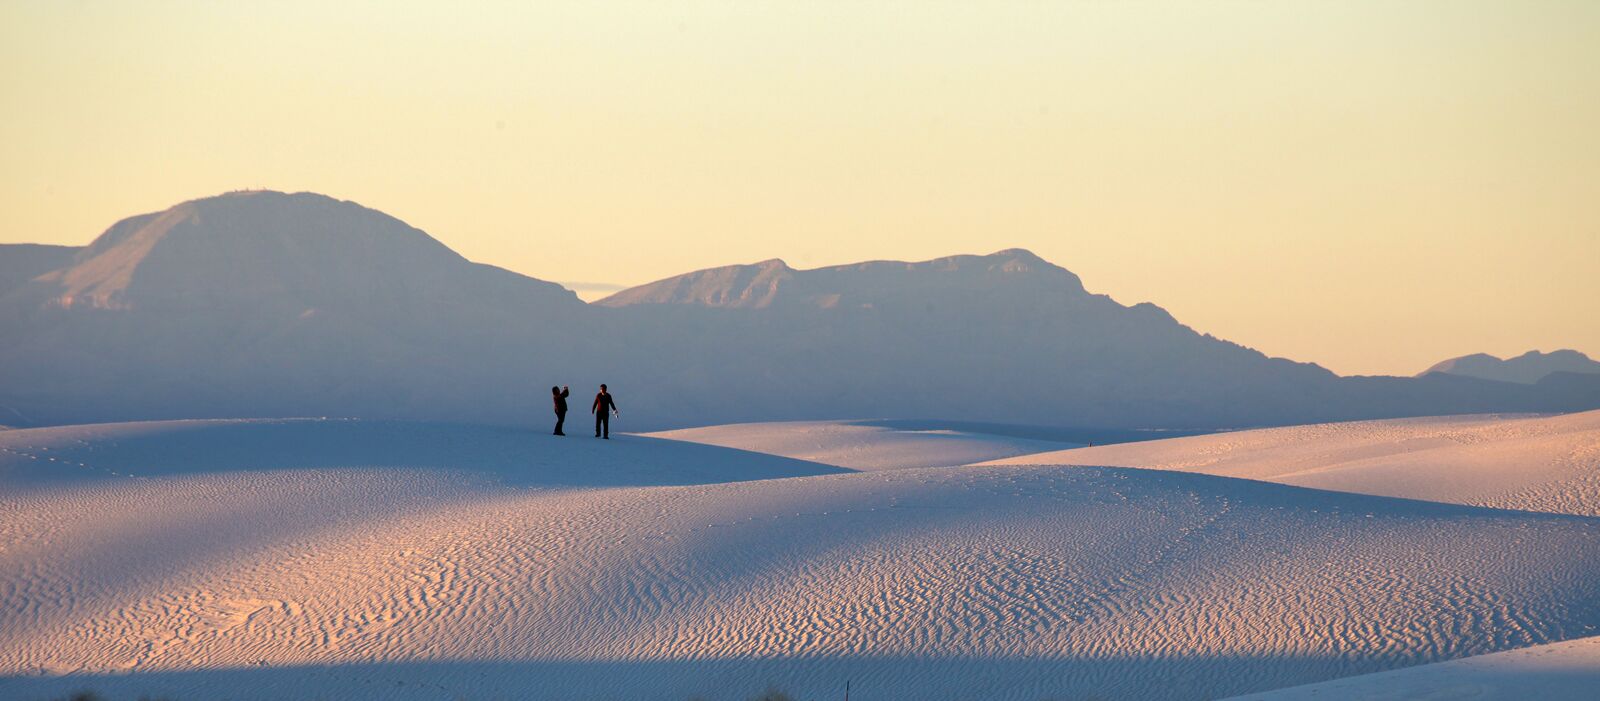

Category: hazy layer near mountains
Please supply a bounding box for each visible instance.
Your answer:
[1,191,1596,429]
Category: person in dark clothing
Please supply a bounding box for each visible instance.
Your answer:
[592,384,618,439]
[551,385,569,435]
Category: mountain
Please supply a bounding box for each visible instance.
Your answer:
[594,253,1600,428]
[0,191,589,426]
[1421,350,1600,384]
[595,248,1088,310]
[7,191,577,313]
[0,243,78,298]
[595,249,1346,427]
[2,190,1596,429]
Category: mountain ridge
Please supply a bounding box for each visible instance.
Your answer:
[596,247,1086,310]
[1,190,1595,429]
[10,190,579,313]
[1422,350,1600,385]
[0,243,78,298]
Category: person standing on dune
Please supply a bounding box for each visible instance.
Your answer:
[592,384,619,439]
[551,385,569,436]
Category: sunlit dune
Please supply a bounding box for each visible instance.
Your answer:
[3,416,1600,700]
[983,410,1600,517]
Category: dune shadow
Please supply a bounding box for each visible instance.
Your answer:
[0,419,852,490]
[0,651,1487,701]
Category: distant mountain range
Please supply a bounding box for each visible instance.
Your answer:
[1422,350,1600,385]
[2,191,1596,429]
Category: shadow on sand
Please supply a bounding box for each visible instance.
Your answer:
[0,651,1539,701]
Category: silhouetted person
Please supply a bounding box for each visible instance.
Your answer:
[551,385,569,435]
[592,384,618,439]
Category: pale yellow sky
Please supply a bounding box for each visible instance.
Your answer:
[2,1,1596,376]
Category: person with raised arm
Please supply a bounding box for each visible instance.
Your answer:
[551,385,569,435]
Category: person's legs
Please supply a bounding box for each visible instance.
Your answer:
[554,411,565,435]
[595,412,603,437]
[598,413,610,438]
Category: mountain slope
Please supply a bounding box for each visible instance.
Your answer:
[8,191,577,313]
[596,248,1089,310]
[0,192,590,427]
[2,192,1596,429]
[594,250,1598,428]
[1423,350,1600,384]
[594,248,1349,427]
[0,243,77,298]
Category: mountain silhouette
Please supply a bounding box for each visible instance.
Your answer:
[596,249,1087,310]
[0,243,76,299]
[1422,350,1600,385]
[7,191,578,313]
[0,192,587,426]
[1,191,1595,429]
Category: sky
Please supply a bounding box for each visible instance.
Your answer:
[2,1,1596,376]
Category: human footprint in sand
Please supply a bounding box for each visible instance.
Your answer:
[592,384,619,439]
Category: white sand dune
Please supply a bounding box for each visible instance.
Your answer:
[0,418,848,489]
[983,410,1600,517]
[645,420,1080,470]
[1226,634,1600,700]
[5,419,1600,700]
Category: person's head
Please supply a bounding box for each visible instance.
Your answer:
[551,386,560,395]
[600,383,608,392]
